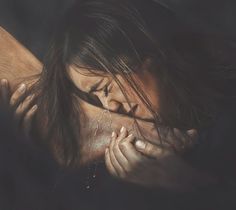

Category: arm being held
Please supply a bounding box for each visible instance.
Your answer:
[0,26,41,89]
[105,126,218,192]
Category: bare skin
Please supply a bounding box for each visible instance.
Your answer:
[105,127,212,191]
[0,26,194,165]
[0,27,41,89]
[1,82,196,164]
[0,26,218,190]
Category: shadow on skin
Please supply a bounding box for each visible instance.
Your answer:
[0,26,183,167]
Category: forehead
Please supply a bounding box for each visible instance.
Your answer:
[68,65,106,92]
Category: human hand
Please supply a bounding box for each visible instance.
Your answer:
[105,126,204,191]
[78,98,198,165]
[0,79,37,138]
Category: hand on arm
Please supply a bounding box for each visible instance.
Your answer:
[0,79,37,138]
[105,126,217,192]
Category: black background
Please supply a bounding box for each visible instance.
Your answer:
[0,1,236,210]
[0,0,235,60]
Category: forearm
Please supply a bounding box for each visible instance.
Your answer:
[0,26,42,89]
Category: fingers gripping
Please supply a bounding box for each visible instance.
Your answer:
[10,83,26,108]
[135,140,163,158]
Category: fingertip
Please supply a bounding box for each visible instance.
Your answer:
[111,131,117,138]
[18,83,26,93]
[1,79,8,86]
[134,140,146,150]
[120,126,126,133]
[31,105,38,111]
[120,126,128,137]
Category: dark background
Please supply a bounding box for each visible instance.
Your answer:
[0,1,236,210]
[0,0,235,60]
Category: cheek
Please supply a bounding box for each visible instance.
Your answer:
[124,75,160,111]
[117,75,160,120]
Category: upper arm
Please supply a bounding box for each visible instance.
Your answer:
[0,26,42,90]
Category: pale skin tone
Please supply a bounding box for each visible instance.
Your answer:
[68,63,160,121]
[0,26,217,191]
[105,127,203,191]
[1,81,207,191]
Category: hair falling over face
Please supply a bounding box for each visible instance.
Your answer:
[28,0,236,166]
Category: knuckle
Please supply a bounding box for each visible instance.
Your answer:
[119,143,127,152]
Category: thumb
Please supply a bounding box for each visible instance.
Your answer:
[134,140,162,158]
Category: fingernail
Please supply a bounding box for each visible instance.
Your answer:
[120,126,125,133]
[135,140,146,150]
[1,79,7,86]
[111,131,116,137]
[32,105,38,111]
[127,134,133,138]
[18,84,26,92]
[26,94,35,101]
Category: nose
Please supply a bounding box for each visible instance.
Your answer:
[100,96,136,114]
[95,92,122,112]
[101,97,122,112]
[94,88,135,114]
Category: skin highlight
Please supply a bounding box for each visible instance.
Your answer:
[0,26,167,165]
[68,65,160,121]
[0,0,233,189]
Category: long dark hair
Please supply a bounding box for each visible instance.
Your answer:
[30,0,236,166]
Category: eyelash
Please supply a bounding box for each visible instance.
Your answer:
[103,84,109,97]
[91,81,112,97]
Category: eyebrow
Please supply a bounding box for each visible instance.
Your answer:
[88,78,104,94]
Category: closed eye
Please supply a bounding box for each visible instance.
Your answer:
[97,81,112,97]
[103,84,109,97]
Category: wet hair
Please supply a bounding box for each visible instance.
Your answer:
[30,0,236,166]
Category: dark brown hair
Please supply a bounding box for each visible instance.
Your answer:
[30,0,236,166]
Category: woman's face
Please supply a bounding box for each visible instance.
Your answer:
[68,65,160,121]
